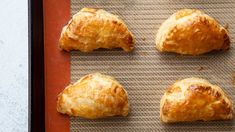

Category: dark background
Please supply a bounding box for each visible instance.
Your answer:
[30,0,45,131]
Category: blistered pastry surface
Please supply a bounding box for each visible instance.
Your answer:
[70,0,235,131]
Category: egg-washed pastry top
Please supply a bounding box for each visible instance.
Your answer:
[59,8,135,52]
[57,73,129,119]
[156,9,230,55]
[160,77,233,123]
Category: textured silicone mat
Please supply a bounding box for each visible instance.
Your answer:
[70,0,235,131]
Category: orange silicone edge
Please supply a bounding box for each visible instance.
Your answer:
[43,0,71,131]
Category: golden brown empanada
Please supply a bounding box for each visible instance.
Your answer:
[57,73,129,119]
[156,9,230,55]
[59,8,135,52]
[160,77,233,123]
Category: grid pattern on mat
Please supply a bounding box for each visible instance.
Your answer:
[70,0,235,131]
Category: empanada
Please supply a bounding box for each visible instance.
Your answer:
[160,77,233,123]
[156,9,230,55]
[57,73,129,119]
[59,8,135,52]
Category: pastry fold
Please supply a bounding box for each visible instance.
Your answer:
[59,8,135,52]
[160,77,233,123]
[57,73,129,119]
[156,9,230,55]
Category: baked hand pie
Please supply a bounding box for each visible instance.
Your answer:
[59,8,135,52]
[57,73,129,119]
[156,9,230,55]
[160,77,233,123]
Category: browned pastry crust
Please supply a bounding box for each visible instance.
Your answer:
[57,73,129,119]
[160,77,233,123]
[156,9,230,55]
[59,8,135,52]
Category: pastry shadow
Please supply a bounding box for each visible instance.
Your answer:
[71,48,135,56]
[156,49,233,67]
[71,115,132,127]
[161,119,235,131]
[157,49,231,58]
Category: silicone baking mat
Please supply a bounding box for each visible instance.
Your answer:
[70,0,235,131]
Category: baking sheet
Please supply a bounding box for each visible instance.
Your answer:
[70,0,235,131]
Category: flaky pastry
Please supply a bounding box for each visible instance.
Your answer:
[156,9,230,55]
[57,73,129,119]
[59,8,135,52]
[160,77,233,123]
